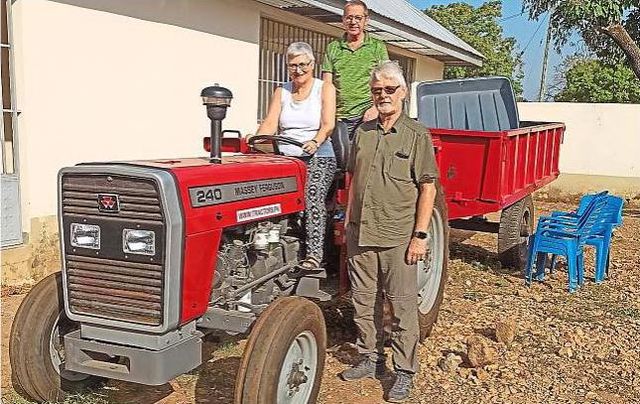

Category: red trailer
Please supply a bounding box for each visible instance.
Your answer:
[431,121,565,268]
[432,122,564,220]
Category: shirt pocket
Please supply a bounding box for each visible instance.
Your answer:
[386,150,412,181]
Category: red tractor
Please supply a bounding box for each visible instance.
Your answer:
[10,85,450,404]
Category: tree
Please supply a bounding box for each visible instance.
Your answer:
[424,1,524,97]
[522,0,640,80]
[551,56,640,103]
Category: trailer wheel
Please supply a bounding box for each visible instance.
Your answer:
[234,297,326,404]
[10,272,101,403]
[498,195,534,271]
[417,181,449,341]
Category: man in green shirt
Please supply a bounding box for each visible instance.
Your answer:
[322,0,388,139]
[341,61,439,403]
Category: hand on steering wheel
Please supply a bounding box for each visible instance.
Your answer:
[246,135,305,155]
[301,140,319,155]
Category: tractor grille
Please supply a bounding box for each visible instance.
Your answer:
[61,175,166,326]
[62,176,163,222]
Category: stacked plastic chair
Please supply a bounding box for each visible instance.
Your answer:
[525,192,611,292]
[548,193,624,283]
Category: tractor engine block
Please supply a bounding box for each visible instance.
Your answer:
[211,217,302,309]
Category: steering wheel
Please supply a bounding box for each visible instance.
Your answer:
[247,135,305,155]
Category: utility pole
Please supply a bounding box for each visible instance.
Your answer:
[538,13,553,101]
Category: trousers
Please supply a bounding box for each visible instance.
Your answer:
[346,227,420,373]
[303,156,337,260]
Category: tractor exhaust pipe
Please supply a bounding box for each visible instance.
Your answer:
[201,84,233,164]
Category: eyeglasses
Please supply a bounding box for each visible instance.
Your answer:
[343,15,366,23]
[287,61,313,72]
[371,85,402,95]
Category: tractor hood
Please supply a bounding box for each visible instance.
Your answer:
[77,154,308,235]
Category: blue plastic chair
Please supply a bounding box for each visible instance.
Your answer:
[548,195,624,283]
[537,191,608,272]
[525,195,608,292]
[547,191,609,224]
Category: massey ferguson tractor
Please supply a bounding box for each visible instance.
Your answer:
[10,85,451,404]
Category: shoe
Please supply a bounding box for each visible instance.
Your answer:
[299,256,321,270]
[386,371,414,403]
[340,357,386,381]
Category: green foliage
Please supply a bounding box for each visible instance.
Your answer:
[584,8,640,65]
[424,1,524,97]
[522,0,639,63]
[553,57,640,103]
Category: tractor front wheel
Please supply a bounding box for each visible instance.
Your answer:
[10,272,101,403]
[234,297,326,404]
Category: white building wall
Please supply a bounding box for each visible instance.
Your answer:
[409,54,444,118]
[12,0,262,230]
[518,102,640,178]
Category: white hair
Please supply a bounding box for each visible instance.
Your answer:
[370,60,407,88]
[286,42,315,62]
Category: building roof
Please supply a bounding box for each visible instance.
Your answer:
[254,0,484,66]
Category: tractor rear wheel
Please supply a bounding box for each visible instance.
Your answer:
[10,272,101,403]
[234,296,326,404]
[417,181,449,341]
[498,195,534,271]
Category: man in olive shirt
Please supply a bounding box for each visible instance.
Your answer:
[322,0,388,139]
[341,61,439,403]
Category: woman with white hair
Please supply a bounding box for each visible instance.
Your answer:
[256,41,337,269]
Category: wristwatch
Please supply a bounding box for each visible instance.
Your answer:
[413,231,429,240]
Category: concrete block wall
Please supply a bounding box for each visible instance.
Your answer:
[518,102,640,201]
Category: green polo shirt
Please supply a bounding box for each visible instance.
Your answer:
[347,113,439,247]
[322,34,388,119]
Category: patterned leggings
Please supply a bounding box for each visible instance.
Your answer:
[304,156,338,261]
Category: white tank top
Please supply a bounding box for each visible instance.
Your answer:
[279,78,334,157]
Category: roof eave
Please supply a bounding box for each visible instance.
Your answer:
[254,0,484,67]
[366,16,484,67]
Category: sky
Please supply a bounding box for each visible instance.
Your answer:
[408,0,582,100]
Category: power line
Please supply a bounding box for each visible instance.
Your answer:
[521,14,549,83]
[500,11,524,22]
[520,13,549,55]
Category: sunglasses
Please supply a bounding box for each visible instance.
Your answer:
[371,85,401,95]
[287,61,313,72]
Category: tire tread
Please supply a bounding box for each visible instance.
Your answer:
[498,196,534,270]
[418,181,449,341]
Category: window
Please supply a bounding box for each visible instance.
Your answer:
[1,0,22,247]
[257,17,416,122]
[1,0,18,175]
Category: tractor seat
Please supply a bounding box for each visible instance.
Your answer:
[331,121,350,172]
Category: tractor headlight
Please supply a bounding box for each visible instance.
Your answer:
[123,229,155,256]
[70,223,101,249]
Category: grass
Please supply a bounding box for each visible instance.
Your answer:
[2,389,109,404]
[611,306,640,320]
[216,339,241,356]
[462,291,482,301]
[63,392,110,404]
[2,390,34,404]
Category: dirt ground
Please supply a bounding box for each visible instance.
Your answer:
[2,200,639,404]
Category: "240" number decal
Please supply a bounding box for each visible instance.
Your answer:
[194,188,222,204]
